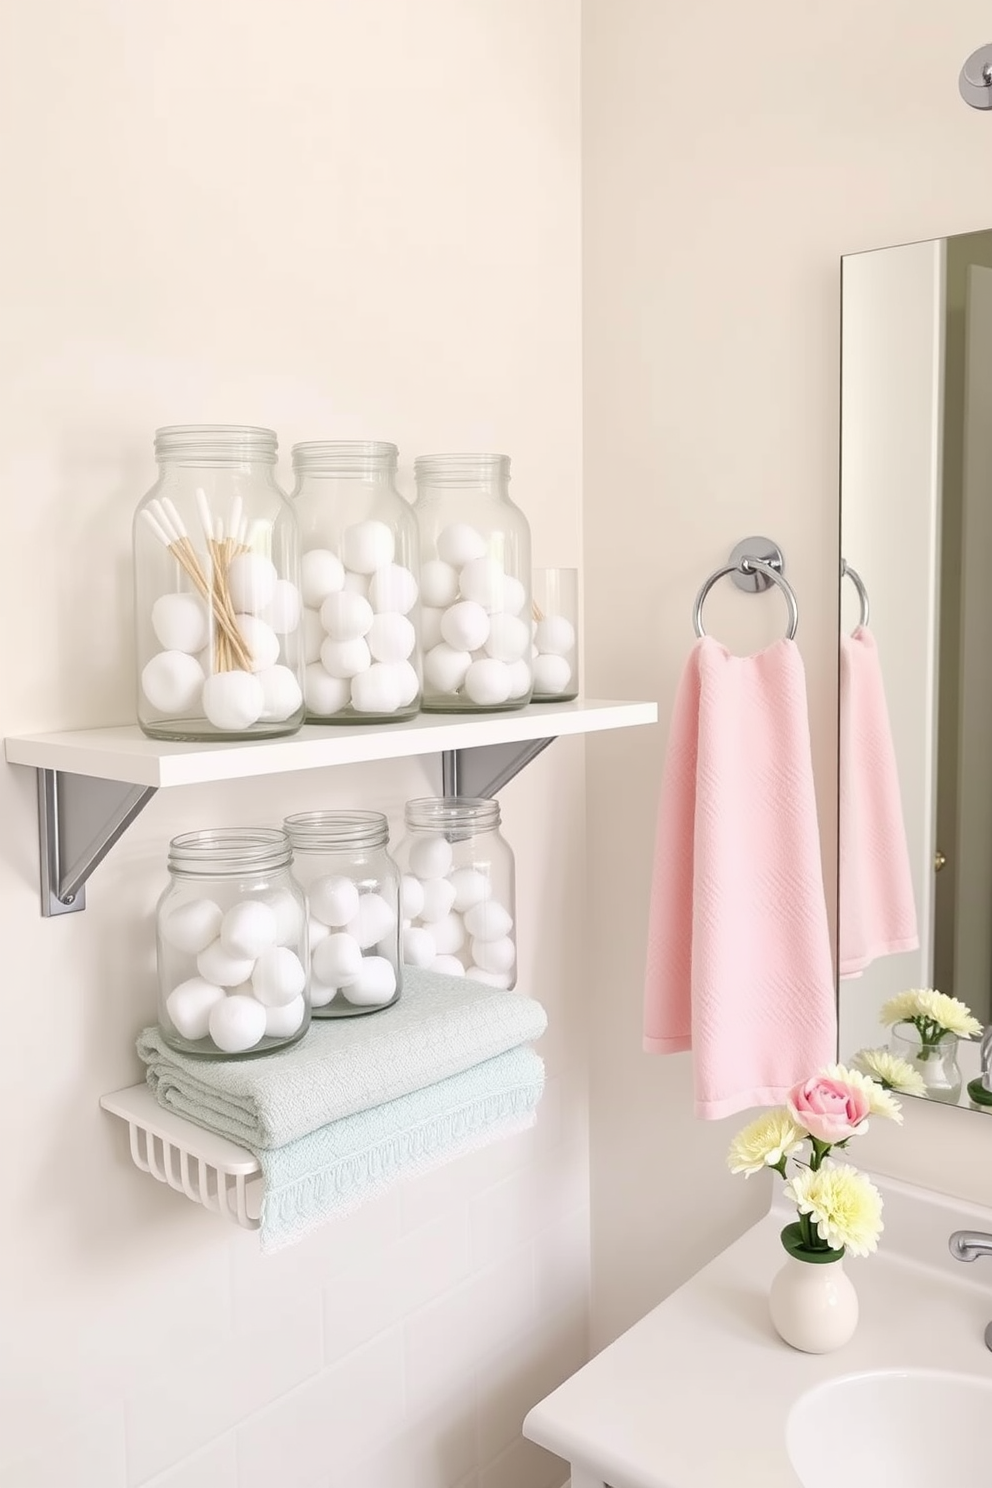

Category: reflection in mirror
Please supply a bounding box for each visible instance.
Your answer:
[839,229,992,1113]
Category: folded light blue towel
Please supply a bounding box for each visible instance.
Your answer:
[257,1044,545,1251]
[136,966,547,1149]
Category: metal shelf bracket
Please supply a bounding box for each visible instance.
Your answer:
[440,739,554,799]
[37,769,157,917]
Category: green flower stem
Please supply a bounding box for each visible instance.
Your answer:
[808,1138,831,1172]
[908,1016,952,1056]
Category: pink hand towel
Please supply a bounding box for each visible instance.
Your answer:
[643,637,837,1120]
[838,625,918,978]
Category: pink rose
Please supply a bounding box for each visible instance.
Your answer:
[787,1076,870,1144]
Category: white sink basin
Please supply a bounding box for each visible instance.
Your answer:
[787,1368,992,1487]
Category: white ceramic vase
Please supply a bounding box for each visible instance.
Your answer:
[768,1229,859,1354]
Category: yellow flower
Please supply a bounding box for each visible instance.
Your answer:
[784,1163,884,1257]
[879,989,982,1040]
[852,1048,927,1098]
[821,1062,904,1122]
[727,1109,806,1176]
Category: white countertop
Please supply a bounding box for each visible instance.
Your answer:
[523,1174,992,1488]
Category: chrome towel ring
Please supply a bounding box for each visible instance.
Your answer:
[692,537,799,641]
[842,559,870,629]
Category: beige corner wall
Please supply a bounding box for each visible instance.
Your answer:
[0,5,585,1486]
[582,0,992,1347]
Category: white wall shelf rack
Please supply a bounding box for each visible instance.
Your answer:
[5,698,657,917]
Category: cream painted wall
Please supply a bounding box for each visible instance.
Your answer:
[582,0,992,1347]
[0,4,586,1486]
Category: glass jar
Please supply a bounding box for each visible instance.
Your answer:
[289,441,423,723]
[156,828,310,1058]
[412,454,533,713]
[284,810,401,1017]
[395,797,517,987]
[890,1026,963,1104]
[531,567,579,702]
[134,425,305,741]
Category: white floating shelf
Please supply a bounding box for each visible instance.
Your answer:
[5,698,657,788]
[101,1084,261,1231]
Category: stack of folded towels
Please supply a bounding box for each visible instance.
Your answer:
[136,966,547,1252]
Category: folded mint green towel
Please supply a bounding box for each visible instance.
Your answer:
[137,966,547,1149]
[257,1045,545,1251]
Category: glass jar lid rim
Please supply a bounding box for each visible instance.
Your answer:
[291,439,398,464]
[154,425,278,460]
[168,826,291,869]
[404,796,500,822]
[284,810,390,846]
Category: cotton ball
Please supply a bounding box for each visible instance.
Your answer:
[466,966,513,988]
[419,877,457,923]
[308,918,330,951]
[459,556,510,613]
[257,665,303,722]
[437,523,487,567]
[309,874,360,928]
[400,875,426,920]
[343,956,397,1006]
[464,658,512,706]
[403,925,436,967]
[424,642,471,694]
[351,664,404,714]
[420,559,459,608]
[367,612,415,663]
[265,579,303,635]
[420,606,444,649]
[220,899,278,959]
[142,651,205,715]
[301,548,345,607]
[320,636,371,679]
[506,658,533,699]
[470,935,516,974]
[264,996,307,1038]
[208,995,267,1053]
[535,614,576,656]
[252,946,307,1007]
[258,887,304,946]
[303,608,324,663]
[227,553,277,615]
[235,614,281,672]
[202,670,265,730]
[341,519,395,574]
[430,910,465,956]
[485,613,530,663]
[430,955,466,976]
[369,563,418,615]
[342,570,371,598]
[382,660,420,708]
[464,899,513,942]
[151,592,209,654]
[409,833,453,879]
[440,601,489,653]
[197,938,256,988]
[348,892,396,949]
[449,867,491,913]
[533,654,572,696]
[304,663,350,716]
[310,980,339,1009]
[166,977,226,1040]
[502,575,526,616]
[320,590,373,642]
[312,932,363,988]
[161,897,223,955]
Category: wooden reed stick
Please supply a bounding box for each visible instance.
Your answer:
[142,507,254,672]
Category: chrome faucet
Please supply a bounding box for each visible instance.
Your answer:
[949,1230,992,1349]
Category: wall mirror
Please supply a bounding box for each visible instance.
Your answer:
[838,228,992,1112]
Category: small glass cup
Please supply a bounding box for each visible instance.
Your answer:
[531,568,579,702]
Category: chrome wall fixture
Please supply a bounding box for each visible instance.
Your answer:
[960,45,992,109]
[692,536,799,642]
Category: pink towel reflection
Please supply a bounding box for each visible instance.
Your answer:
[838,626,918,979]
[643,637,837,1120]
